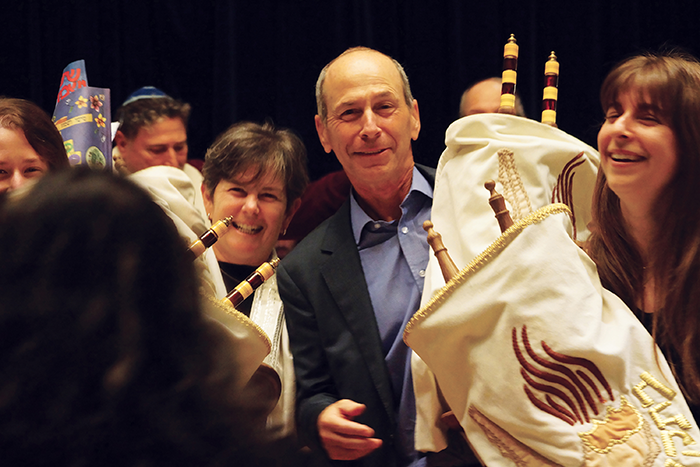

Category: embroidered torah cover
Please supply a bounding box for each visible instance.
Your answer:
[405,206,700,466]
[420,113,599,304]
[412,113,599,452]
[410,114,600,455]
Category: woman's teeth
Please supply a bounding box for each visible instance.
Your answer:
[611,153,641,162]
[233,222,262,234]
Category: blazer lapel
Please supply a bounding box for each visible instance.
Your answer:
[320,200,396,423]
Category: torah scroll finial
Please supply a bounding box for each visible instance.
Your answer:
[485,180,514,233]
[423,220,460,282]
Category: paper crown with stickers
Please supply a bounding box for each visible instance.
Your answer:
[53,60,112,170]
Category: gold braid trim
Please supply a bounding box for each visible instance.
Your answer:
[404,203,572,341]
[497,148,533,222]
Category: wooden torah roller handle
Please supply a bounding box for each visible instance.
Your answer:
[484,180,514,233]
[423,220,460,283]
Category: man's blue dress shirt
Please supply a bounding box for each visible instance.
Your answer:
[350,166,432,467]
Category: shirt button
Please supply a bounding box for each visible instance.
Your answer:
[401,226,409,234]
[419,269,426,277]
[373,223,381,230]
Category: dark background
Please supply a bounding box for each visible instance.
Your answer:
[2,0,699,181]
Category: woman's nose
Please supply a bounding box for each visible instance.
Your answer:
[9,171,27,191]
[241,194,260,214]
[611,114,633,138]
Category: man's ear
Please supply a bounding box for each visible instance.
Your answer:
[410,99,421,141]
[314,115,333,154]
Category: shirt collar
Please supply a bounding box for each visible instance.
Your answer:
[350,166,433,245]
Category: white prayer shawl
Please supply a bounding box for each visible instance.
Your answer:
[408,114,700,465]
[250,267,296,439]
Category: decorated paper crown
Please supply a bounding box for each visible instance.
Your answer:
[53,60,112,170]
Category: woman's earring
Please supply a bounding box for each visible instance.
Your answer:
[207,213,212,222]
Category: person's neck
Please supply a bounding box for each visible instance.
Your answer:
[621,198,659,312]
[352,168,413,221]
[212,244,270,268]
[620,199,656,263]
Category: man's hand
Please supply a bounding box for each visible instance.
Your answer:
[317,399,383,461]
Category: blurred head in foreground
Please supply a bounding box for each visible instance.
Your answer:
[0,168,272,465]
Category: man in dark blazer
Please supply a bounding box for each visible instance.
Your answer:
[277,47,433,467]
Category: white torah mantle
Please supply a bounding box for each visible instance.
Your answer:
[407,114,700,466]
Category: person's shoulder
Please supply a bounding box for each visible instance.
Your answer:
[129,165,196,194]
[182,162,204,184]
[283,216,331,263]
[281,203,350,269]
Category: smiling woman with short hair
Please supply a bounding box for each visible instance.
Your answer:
[201,120,309,442]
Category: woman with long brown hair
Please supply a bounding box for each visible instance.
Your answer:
[586,51,700,420]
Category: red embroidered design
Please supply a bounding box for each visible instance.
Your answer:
[551,152,585,239]
[513,325,613,425]
[541,341,614,402]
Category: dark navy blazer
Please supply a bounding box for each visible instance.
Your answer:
[278,164,436,467]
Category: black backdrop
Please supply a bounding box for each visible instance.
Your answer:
[2,0,699,181]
